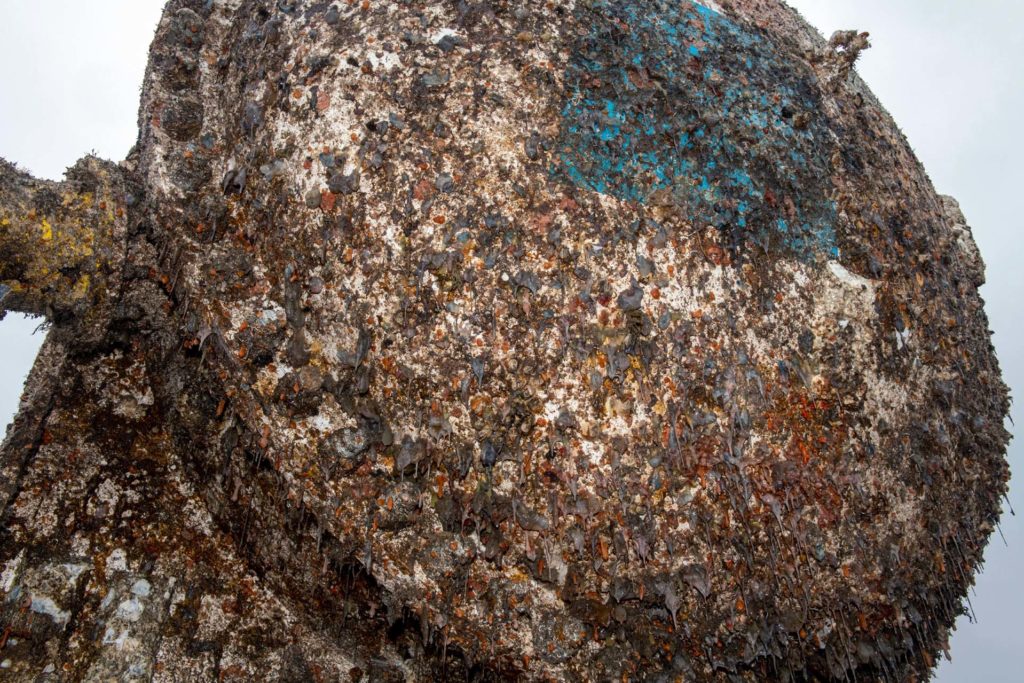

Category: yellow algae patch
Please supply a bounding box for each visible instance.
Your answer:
[72,274,91,299]
[2,165,123,319]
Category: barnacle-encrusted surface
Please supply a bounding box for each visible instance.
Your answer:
[0,157,128,334]
[0,1,1010,680]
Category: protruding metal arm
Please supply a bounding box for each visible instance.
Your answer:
[0,157,125,322]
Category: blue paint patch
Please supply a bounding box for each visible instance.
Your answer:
[555,0,837,260]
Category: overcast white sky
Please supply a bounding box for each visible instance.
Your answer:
[1,1,1020,679]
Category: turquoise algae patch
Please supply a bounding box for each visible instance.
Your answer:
[556,0,838,260]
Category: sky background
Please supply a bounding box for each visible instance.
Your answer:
[0,1,1021,679]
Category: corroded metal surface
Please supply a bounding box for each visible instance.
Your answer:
[0,1,1010,680]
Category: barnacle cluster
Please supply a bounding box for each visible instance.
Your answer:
[0,1,1009,681]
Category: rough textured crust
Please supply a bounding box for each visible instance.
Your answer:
[0,1,1009,680]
